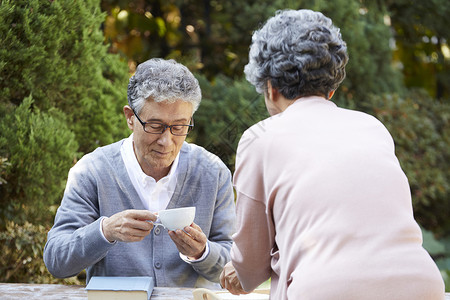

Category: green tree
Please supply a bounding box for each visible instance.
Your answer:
[365,90,450,236]
[0,97,81,283]
[191,75,268,170]
[100,0,404,106]
[0,0,130,153]
[385,0,450,99]
[0,97,79,225]
[0,0,130,283]
[100,0,285,77]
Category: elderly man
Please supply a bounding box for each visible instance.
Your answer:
[44,58,235,288]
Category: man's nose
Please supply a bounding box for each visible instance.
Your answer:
[156,129,173,146]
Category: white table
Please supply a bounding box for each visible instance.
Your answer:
[0,283,194,299]
[0,283,449,299]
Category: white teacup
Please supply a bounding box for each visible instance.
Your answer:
[155,207,196,231]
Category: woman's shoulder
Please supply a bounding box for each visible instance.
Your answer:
[239,116,277,148]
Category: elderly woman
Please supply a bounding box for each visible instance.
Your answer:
[220,9,445,299]
[44,58,235,288]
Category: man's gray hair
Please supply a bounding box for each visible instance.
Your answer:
[127,58,202,114]
[244,9,348,99]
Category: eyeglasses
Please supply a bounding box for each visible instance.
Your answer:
[132,108,194,136]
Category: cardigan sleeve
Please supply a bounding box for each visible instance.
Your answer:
[43,156,116,278]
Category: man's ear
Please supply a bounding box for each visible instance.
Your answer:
[123,105,134,130]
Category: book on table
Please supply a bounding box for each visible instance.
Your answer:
[86,276,154,300]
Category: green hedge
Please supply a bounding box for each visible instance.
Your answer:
[366,90,450,237]
[192,75,268,170]
[0,220,84,284]
[0,0,130,153]
[0,97,81,283]
[0,96,79,226]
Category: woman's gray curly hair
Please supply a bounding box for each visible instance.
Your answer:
[127,58,202,114]
[244,9,348,100]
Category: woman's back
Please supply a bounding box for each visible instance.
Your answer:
[247,97,445,299]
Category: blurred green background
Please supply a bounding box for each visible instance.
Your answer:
[0,0,448,290]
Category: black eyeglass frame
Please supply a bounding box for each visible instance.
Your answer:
[131,108,194,136]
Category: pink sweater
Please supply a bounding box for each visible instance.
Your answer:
[231,96,444,299]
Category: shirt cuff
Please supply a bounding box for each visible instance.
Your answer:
[99,216,117,244]
[179,241,210,263]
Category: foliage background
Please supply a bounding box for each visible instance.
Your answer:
[0,0,448,290]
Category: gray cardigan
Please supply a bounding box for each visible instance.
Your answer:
[43,140,236,287]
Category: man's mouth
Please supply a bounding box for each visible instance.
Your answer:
[153,150,170,156]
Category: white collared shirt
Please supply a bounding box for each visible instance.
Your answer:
[120,133,179,212]
[102,134,209,261]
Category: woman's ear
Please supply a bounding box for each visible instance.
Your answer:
[328,90,335,99]
[267,80,279,102]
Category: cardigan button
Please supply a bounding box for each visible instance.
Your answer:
[154,227,161,235]
[154,262,161,269]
